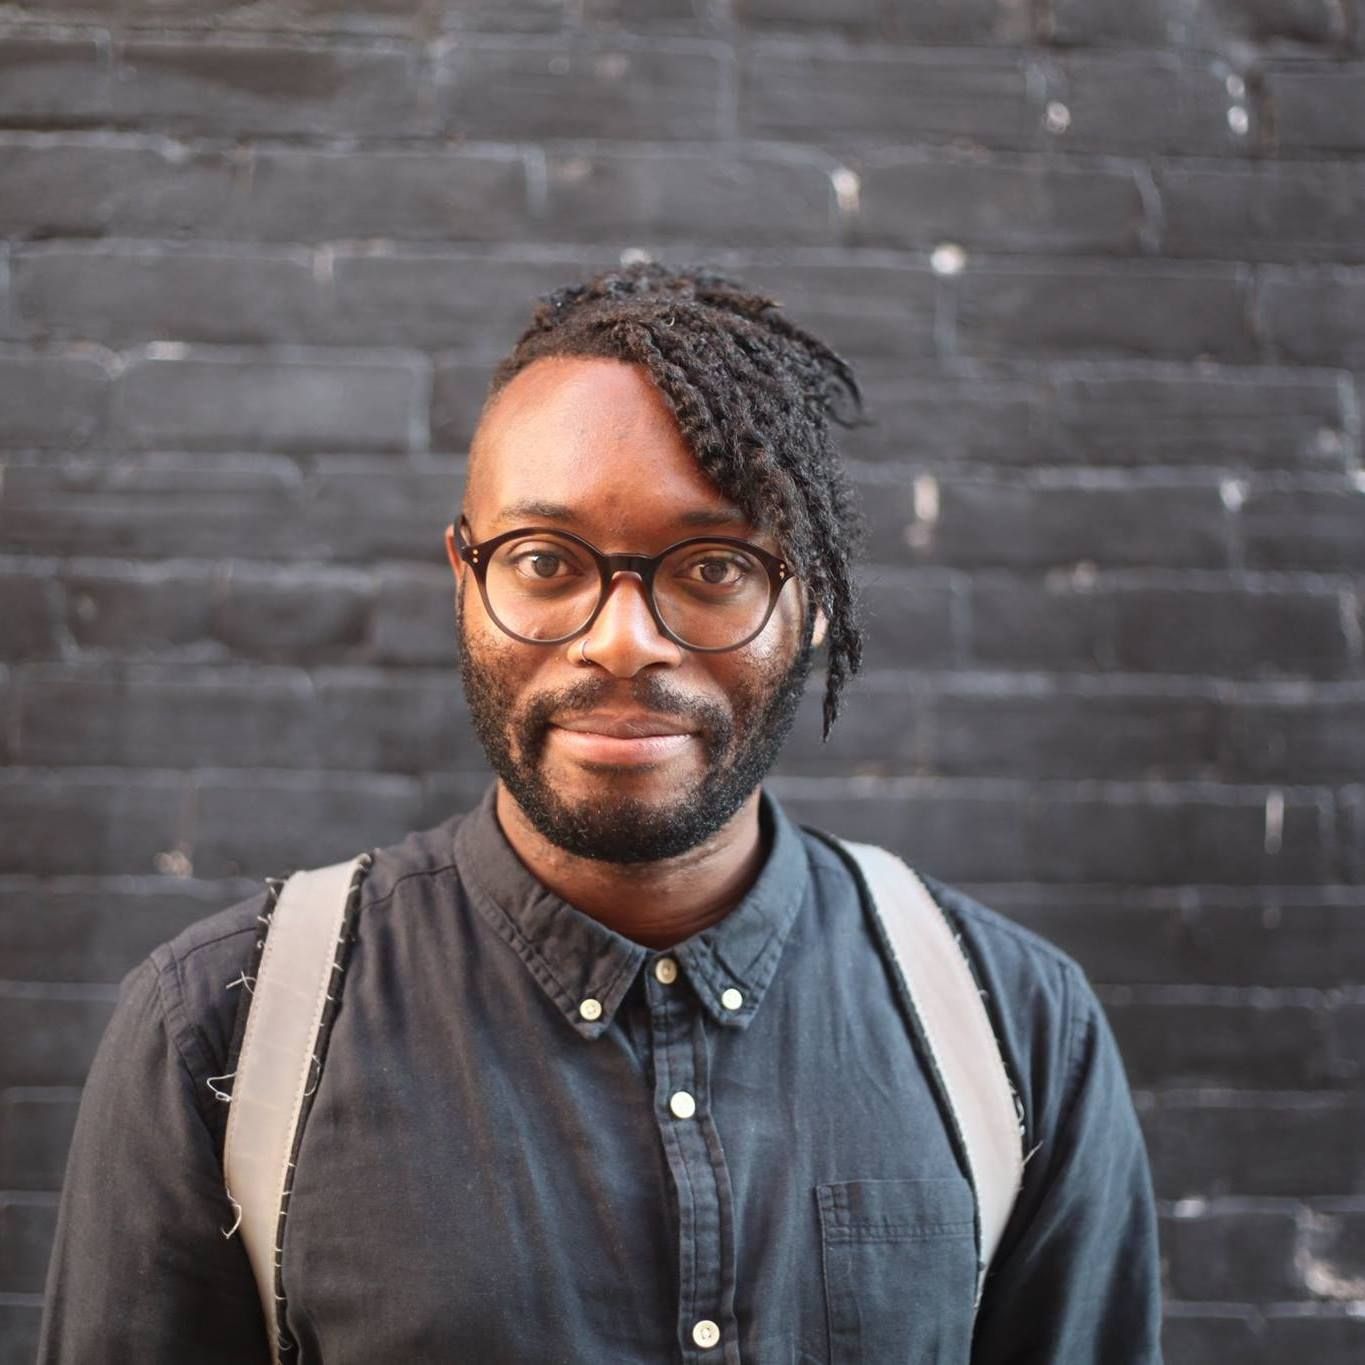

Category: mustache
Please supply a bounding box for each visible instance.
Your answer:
[518,674,733,765]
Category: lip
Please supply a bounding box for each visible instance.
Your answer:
[553,712,695,739]
[548,714,697,767]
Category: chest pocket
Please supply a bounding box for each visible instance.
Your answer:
[816,1177,977,1365]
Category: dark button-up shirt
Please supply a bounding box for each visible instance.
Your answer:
[39,782,1162,1363]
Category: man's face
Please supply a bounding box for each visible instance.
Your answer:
[445,355,822,864]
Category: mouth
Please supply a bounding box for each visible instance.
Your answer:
[547,712,699,768]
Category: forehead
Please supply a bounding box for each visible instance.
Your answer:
[464,356,750,537]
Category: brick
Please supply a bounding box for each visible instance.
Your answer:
[1161,162,1365,263]
[111,37,425,137]
[922,683,1220,779]
[211,568,373,664]
[776,677,922,775]
[1106,993,1343,1089]
[370,565,458,665]
[1300,1201,1365,1298]
[954,264,1257,362]
[542,149,837,247]
[0,770,185,875]
[439,38,725,140]
[328,252,616,354]
[121,0,447,30]
[62,560,221,654]
[1267,64,1365,152]
[0,455,462,566]
[0,877,252,983]
[734,0,1029,44]
[306,463,461,563]
[14,663,322,768]
[0,989,117,1088]
[855,151,1147,253]
[190,770,427,877]
[1161,1305,1263,1361]
[733,262,939,368]
[244,146,530,243]
[770,778,1334,884]
[0,1088,81,1190]
[1242,482,1365,572]
[0,35,105,125]
[1141,1092,1365,1198]
[1260,267,1365,368]
[315,668,480,771]
[582,0,723,32]
[1044,0,1174,44]
[10,245,326,348]
[1264,1307,1365,1353]
[0,1193,57,1297]
[1051,53,1254,155]
[855,571,961,670]
[432,360,493,452]
[0,573,59,661]
[0,351,108,449]
[984,887,1365,988]
[859,474,1233,570]
[1161,1204,1302,1300]
[740,45,1039,147]
[969,578,1355,679]
[116,353,422,453]
[1220,689,1365,783]
[843,370,1041,466]
[1046,367,1354,471]
[1054,0,1353,50]
[0,137,243,241]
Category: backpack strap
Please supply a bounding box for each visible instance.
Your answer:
[835,838,1024,1306]
[223,853,371,1362]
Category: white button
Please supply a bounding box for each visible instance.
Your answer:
[692,1319,720,1349]
[669,1090,696,1119]
[654,956,679,984]
[578,997,602,1021]
[720,987,743,1011]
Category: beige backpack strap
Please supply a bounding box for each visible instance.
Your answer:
[223,853,371,1362]
[836,838,1024,1306]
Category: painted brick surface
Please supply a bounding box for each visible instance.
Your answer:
[1,2,1362,1360]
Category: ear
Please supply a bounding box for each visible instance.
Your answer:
[444,523,463,580]
[811,603,829,648]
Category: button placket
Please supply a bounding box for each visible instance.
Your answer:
[647,969,739,1362]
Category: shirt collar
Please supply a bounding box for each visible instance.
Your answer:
[454,781,812,1041]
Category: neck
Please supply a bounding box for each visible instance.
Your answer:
[493,783,770,950]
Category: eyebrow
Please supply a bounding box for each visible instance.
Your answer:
[493,499,751,530]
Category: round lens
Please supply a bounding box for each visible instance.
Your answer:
[484,533,600,641]
[654,541,772,649]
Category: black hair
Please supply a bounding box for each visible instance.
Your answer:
[482,260,867,739]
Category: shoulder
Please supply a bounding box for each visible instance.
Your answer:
[799,826,1108,1144]
[139,806,471,1094]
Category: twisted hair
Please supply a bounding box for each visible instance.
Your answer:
[483,261,867,739]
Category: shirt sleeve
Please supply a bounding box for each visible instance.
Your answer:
[969,963,1164,1365]
[36,955,271,1364]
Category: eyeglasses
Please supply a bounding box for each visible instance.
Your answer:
[452,520,795,653]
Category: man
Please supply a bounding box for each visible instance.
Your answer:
[39,263,1162,1362]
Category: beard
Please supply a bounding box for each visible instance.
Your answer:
[457,580,812,864]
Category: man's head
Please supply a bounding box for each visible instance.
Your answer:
[445,262,865,864]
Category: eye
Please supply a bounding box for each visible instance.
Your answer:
[681,553,754,587]
[507,546,582,580]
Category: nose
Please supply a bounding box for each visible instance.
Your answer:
[575,571,684,676]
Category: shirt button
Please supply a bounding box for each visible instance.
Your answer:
[653,956,679,984]
[669,1090,696,1119]
[578,997,602,1022]
[692,1319,720,1349]
[720,987,743,1011]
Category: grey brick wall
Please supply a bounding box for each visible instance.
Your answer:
[1,1,1363,1359]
